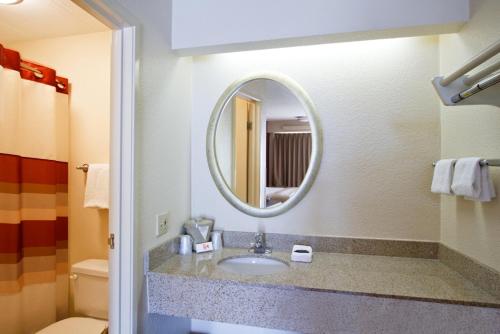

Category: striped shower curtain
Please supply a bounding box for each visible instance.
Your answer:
[0,45,69,334]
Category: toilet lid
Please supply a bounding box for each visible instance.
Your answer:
[36,317,108,334]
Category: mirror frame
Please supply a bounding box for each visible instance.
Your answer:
[206,72,323,218]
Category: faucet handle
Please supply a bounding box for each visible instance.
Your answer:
[249,233,272,254]
[254,232,264,246]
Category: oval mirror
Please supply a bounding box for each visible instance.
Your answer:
[207,73,322,217]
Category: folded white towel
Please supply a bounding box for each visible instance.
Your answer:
[451,158,481,198]
[84,163,109,209]
[480,165,496,201]
[431,159,456,195]
[465,164,496,202]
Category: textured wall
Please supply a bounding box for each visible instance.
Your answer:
[191,36,441,241]
[119,0,192,257]
[439,0,500,271]
[8,31,112,314]
[113,0,193,332]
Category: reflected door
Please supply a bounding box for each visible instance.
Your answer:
[232,96,260,206]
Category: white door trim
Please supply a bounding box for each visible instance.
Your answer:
[71,1,137,333]
[110,26,136,334]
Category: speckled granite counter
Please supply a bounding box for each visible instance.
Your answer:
[150,248,500,307]
[147,248,500,333]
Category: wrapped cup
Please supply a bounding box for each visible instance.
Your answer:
[179,235,193,255]
[211,231,223,250]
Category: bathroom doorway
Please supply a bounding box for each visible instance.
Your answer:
[0,1,136,333]
[232,95,261,206]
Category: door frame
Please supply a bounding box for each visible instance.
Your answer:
[72,1,137,333]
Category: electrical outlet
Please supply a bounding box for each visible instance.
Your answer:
[155,212,169,237]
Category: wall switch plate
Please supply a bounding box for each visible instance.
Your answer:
[155,212,169,237]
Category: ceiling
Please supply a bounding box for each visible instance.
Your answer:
[0,0,108,44]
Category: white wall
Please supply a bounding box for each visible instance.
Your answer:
[110,0,193,332]
[172,0,468,55]
[117,0,192,251]
[8,31,112,314]
[191,36,441,241]
[439,0,500,271]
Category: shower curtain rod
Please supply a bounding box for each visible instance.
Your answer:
[20,62,44,78]
[19,62,67,89]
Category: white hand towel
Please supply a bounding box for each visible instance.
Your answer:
[451,158,481,198]
[431,159,456,194]
[84,163,109,209]
[479,165,496,201]
[465,165,496,202]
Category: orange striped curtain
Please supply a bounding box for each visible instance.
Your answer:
[0,45,69,334]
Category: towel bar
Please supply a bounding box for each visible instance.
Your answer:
[432,159,500,167]
[76,164,89,172]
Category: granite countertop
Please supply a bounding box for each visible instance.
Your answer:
[150,248,500,308]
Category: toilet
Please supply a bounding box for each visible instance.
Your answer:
[37,259,109,334]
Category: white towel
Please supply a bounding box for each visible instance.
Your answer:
[465,165,496,202]
[84,163,109,209]
[451,158,482,198]
[431,159,456,195]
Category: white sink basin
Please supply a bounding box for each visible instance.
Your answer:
[217,256,289,275]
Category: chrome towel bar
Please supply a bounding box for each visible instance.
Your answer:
[432,159,500,167]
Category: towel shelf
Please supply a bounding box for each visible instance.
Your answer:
[432,159,500,167]
[432,39,500,107]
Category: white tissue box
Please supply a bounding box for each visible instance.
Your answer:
[291,245,313,263]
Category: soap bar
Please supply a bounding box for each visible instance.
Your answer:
[291,245,313,263]
[194,241,213,253]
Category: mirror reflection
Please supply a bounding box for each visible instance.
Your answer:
[215,79,312,209]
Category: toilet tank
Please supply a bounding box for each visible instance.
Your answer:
[71,259,108,319]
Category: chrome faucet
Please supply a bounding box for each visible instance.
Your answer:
[250,232,272,254]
